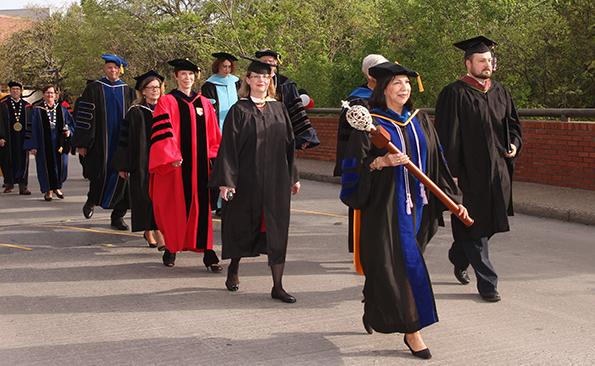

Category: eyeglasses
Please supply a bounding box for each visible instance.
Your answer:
[249,74,271,80]
[144,86,161,90]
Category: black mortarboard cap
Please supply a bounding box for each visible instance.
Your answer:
[101,53,128,67]
[453,36,497,58]
[368,62,419,79]
[255,49,279,60]
[212,52,238,62]
[241,56,272,74]
[133,70,164,91]
[8,81,22,88]
[167,58,201,72]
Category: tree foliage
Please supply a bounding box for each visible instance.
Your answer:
[0,0,592,108]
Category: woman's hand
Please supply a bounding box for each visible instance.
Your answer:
[30,149,37,155]
[118,171,129,179]
[63,130,71,137]
[457,204,469,221]
[78,147,87,157]
[371,152,410,170]
[291,181,301,195]
[219,186,236,201]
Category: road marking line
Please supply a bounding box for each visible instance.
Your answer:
[0,243,33,251]
[36,224,141,237]
[291,209,347,218]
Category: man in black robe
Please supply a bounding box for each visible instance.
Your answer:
[256,49,320,150]
[435,36,523,302]
[72,54,135,230]
[0,81,31,195]
[334,54,388,253]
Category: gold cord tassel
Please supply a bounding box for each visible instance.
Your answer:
[120,64,124,75]
[417,74,424,93]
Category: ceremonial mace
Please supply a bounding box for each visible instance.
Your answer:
[342,102,473,227]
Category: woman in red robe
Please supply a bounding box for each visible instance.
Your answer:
[149,58,223,271]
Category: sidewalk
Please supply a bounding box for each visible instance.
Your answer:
[297,158,595,226]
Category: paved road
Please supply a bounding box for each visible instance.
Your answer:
[1,157,594,365]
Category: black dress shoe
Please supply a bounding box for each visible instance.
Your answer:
[162,249,176,267]
[454,267,470,285]
[362,315,373,334]
[206,263,223,273]
[44,193,52,201]
[53,189,64,199]
[83,202,94,219]
[110,218,129,231]
[271,287,296,303]
[404,335,432,360]
[225,276,240,292]
[19,189,31,195]
[480,291,501,302]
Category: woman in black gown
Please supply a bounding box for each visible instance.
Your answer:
[114,70,165,249]
[210,59,300,303]
[340,62,468,359]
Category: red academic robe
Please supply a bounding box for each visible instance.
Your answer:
[149,90,221,253]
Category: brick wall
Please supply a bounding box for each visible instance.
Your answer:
[298,115,595,191]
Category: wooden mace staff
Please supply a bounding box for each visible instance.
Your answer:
[342,102,473,227]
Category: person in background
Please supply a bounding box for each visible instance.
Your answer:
[0,81,31,195]
[72,53,135,230]
[114,70,166,250]
[201,52,240,216]
[256,49,320,150]
[25,85,74,201]
[334,54,388,254]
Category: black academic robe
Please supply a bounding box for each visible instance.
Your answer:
[209,99,297,265]
[72,78,134,208]
[340,110,459,334]
[0,98,31,185]
[435,79,522,241]
[25,104,74,193]
[113,103,156,232]
[274,74,320,149]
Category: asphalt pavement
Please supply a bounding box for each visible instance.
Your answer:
[0,156,594,365]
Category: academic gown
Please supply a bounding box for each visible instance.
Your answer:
[149,90,221,253]
[25,104,74,193]
[274,74,320,149]
[72,77,134,208]
[0,98,31,185]
[112,103,156,232]
[340,108,460,333]
[435,79,522,241]
[209,99,297,265]
[201,74,240,129]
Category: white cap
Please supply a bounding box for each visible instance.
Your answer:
[362,54,389,77]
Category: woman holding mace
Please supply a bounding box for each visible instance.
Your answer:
[340,61,469,359]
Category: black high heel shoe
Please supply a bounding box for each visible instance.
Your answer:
[206,263,223,273]
[271,287,296,303]
[403,335,432,360]
[225,274,240,292]
[162,249,176,267]
[362,315,373,334]
[143,232,158,248]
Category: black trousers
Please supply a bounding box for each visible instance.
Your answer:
[86,178,128,221]
[449,237,498,294]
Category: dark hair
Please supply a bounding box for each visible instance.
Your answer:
[42,84,56,93]
[211,58,236,75]
[134,76,164,104]
[369,75,413,111]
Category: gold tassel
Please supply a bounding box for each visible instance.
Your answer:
[417,74,424,93]
[120,64,124,75]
